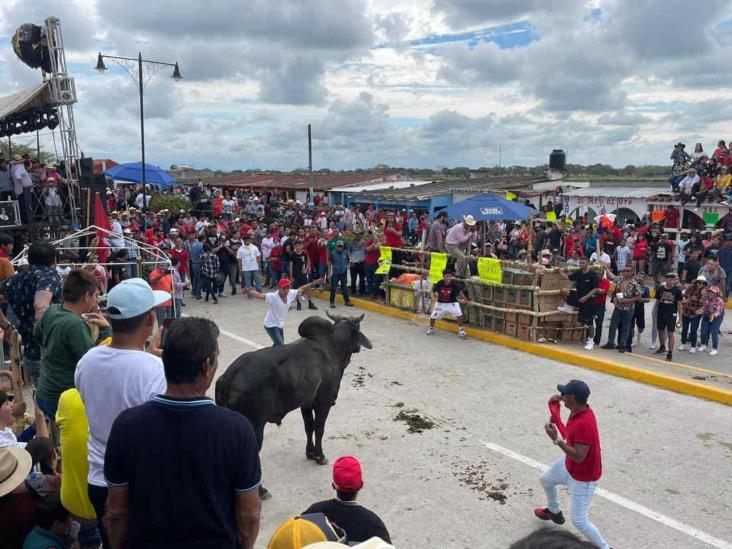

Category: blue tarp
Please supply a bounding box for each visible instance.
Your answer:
[441,193,532,222]
[105,162,175,186]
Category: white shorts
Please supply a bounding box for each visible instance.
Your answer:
[431,302,462,320]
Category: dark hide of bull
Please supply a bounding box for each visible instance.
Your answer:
[215,312,371,485]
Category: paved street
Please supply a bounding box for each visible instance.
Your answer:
[186,291,732,549]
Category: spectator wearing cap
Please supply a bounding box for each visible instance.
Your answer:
[699,285,725,355]
[328,240,353,309]
[246,277,322,346]
[74,278,169,546]
[268,513,346,548]
[303,455,391,545]
[535,380,609,549]
[104,317,261,549]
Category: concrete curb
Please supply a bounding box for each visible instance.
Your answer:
[313,290,732,407]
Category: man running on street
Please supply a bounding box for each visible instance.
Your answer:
[534,379,609,549]
[653,272,683,362]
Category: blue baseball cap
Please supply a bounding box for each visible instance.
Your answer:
[557,379,590,400]
[106,278,170,320]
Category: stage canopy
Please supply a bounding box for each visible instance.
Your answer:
[105,162,175,187]
[441,193,533,222]
[0,83,53,122]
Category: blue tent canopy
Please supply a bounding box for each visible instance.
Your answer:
[441,193,532,222]
[104,162,175,187]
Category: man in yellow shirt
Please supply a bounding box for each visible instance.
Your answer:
[0,233,14,283]
[56,388,99,546]
[714,166,731,204]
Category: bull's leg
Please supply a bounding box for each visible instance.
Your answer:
[253,421,271,500]
[312,404,332,465]
[301,407,316,460]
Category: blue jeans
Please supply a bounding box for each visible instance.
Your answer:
[241,269,262,292]
[700,313,724,350]
[226,263,239,292]
[191,265,201,297]
[681,315,701,347]
[35,394,58,422]
[540,458,609,549]
[265,326,284,346]
[365,263,379,297]
[268,262,281,285]
[330,271,349,304]
[606,307,633,348]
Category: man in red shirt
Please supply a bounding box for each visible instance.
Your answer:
[382,211,404,274]
[534,379,609,549]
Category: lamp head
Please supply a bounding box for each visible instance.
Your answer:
[171,62,182,81]
[95,52,107,72]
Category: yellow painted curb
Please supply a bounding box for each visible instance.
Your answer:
[726,300,732,310]
[312,290,732,407]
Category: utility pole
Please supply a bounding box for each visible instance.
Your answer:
[308,124,314,206]
[499,144,502,169]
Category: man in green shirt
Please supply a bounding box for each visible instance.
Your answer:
[34,269,110,420]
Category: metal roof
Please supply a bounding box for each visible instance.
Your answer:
[349,176,544,202]
[329,180,429,193]
[563,187,666,198]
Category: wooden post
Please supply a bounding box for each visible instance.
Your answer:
[9,330,26,434]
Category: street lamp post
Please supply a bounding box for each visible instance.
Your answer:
[95,51,182,210]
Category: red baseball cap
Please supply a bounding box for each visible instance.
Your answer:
[278,278,292,289]
[332,455,363,493]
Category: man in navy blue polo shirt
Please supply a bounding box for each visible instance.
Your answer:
[104,317,262,549]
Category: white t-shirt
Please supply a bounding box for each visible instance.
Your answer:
[263,290,299,328]
[590,251,611,267]
[0,426,25,448]
[237,243,261,272]
[260,237,275,260]
[74,346,166,487]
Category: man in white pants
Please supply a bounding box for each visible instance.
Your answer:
[426,268,468,338]
[534,379,610,549]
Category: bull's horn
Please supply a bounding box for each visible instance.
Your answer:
[325,310,343,322]
[353,313,365,323]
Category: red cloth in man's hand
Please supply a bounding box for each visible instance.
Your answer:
[548,400,568,439]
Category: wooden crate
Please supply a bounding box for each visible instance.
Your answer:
[538,271,569,291]
[518,289,533,307]
[479,284,494,302]
[389,287,417,311]
[494,286,506,304]
[518,322,531,341]
[505,321,518,337]
[493,309,506,320]
[506,288,519,305]
[505,304,518,323]
[493,318,505,334]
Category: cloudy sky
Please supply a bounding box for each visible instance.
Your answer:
[2,0,732,171]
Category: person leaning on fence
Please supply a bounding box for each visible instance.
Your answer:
[445,215,477,278]
[557,257,600,351]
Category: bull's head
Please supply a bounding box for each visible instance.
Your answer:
[326,310,372,353]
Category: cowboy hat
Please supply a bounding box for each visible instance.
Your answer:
[10,155,24,163]
[463,215,477,226]
[0,448,32,497]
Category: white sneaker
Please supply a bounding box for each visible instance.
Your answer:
[556,304,576,313]
[426,327,435,336]
[689,347,696,354]
[458,328,467,339]
[709,349,718,356]
[650,343,658,351]
[698,345,706,352]
[678,344,686,351]
[584,340,595,351]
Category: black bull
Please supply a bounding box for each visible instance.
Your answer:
[215,311,372,489]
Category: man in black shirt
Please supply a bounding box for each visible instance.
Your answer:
[651,233,674,284]
[682,248,702,284]
[427,268,468,338]
[653,272,683,362]
[289,240,317,311]
[558,257,600,350]
[104,317,262,549]
[303,455,391,545]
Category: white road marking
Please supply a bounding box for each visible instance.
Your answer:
[481,441,731,549]
[216,325,732,549]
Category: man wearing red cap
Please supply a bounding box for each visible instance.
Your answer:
[245,277,322,346]
[303,455,390,544]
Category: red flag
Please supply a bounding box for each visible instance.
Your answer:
[94,193,112,264]
[548,400,568,439]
